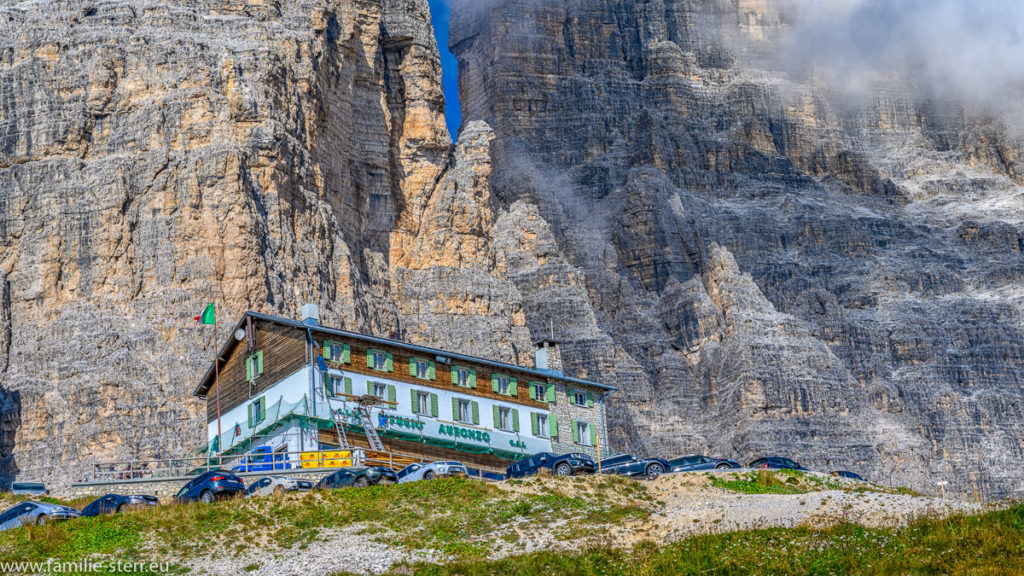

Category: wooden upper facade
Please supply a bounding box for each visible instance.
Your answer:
[194,311,615,424]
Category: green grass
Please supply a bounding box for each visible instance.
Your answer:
[363,504,1024,576]
[0,478,655,564]
[709,470,807,495]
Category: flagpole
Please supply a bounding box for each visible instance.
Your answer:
[214,305,222,462]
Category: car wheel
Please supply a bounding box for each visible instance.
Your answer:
[200,490,215,504]
[423,471,436,480]
[716,463,731,470]
[274,485,286,498]
[34,515,48,526]
[555,463,573,476]
[646,463,664,478]
[354,476,369,488]
[116,504,125,513]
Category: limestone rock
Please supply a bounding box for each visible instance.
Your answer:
[451,0,1024,498]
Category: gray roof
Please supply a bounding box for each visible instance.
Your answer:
[193,311,617,397]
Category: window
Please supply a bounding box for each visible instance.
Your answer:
[246,351,264,382]
[533,413,549,438]
[367,349,393,372]
[409,357,436,381]
[452,397,479,424]
[491,374,517,396]
[324,341,350,363]
[530,382,550,402]
[457,400,471,423]
[576,421,591,446]
[373,383,388,399]
[248,397,266,428]
[454,368,469,387]
[498,407,511,430]
[411,390,439,416]
[571,389,592,407]
[325,375,351,397]
[497,377,509,395]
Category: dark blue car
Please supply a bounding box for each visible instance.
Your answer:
[175,470,245,503]
[667,454,741,473]
[748,457,808,471]
[506,452,596,478]
[831,471,866,482]
[598,454,669,478]
[81,494,159,517]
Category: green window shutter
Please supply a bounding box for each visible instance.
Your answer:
[344,377,353,396]
[452,397,460,420]
[367,381,375,395]
[388,385,397,404]
[256,350,264,375]
[410,389,419,414]
[385,353,394,372]
[341,344,351,364]
[568,389,576,403]
[258,398,266,422]
[509,378,517,396]
[531,413,539,436]
[323,373,333,396]
[491,374,499,393]
[472,401,480,425]
[528,383,537,401]
[587,391,594,408]
[247,404,254,428]
[492,405,500,428]
[549,414,558,438]
[571,419,579,443]
[366,349,375,369]
[546,385,556,403]
[511,409,520,432]
[428,361,436,381]
[245,357,253,381]
[590,424,598,446]
[409,358,416,376]
[468,369,477,389]
[430,394,439,417]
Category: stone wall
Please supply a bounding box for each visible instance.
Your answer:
[549,385,607,459]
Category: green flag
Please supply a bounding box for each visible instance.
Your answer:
[195,303,215,325]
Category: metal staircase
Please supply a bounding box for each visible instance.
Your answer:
[357,404,386,452]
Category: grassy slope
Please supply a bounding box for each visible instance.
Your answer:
[1,475,1016,575]
[374,504,1024,576]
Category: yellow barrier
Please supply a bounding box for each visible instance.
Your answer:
[300,451,352,469]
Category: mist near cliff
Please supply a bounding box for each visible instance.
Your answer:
[771,0,1024,123]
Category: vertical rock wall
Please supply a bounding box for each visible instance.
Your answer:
[450,0,1024,498]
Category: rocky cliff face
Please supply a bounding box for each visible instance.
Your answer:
[2,0,1022,500]
[450,0,1024,498]
[0,0,530,487]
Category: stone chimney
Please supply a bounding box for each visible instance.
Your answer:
[534,339,563,375]
[301,303,320,327]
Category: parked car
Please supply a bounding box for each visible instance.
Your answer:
[245,476,314,497]
[831,471,866,482]
[465,468,506,482]
[231,446,291,473]
[81,494,159,517]
[0,501,81,530]
[598,454,670,478]
[397,461,468,484]
[666,455,741,473]
[506,452,596,478]
[748,457,809,471]
[316,467,397,489]
[10,482,47,496]
[174,470,246,503]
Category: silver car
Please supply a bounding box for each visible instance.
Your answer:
[397,461,468,484]
[0,501,81,530]
[244,476,314,498]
